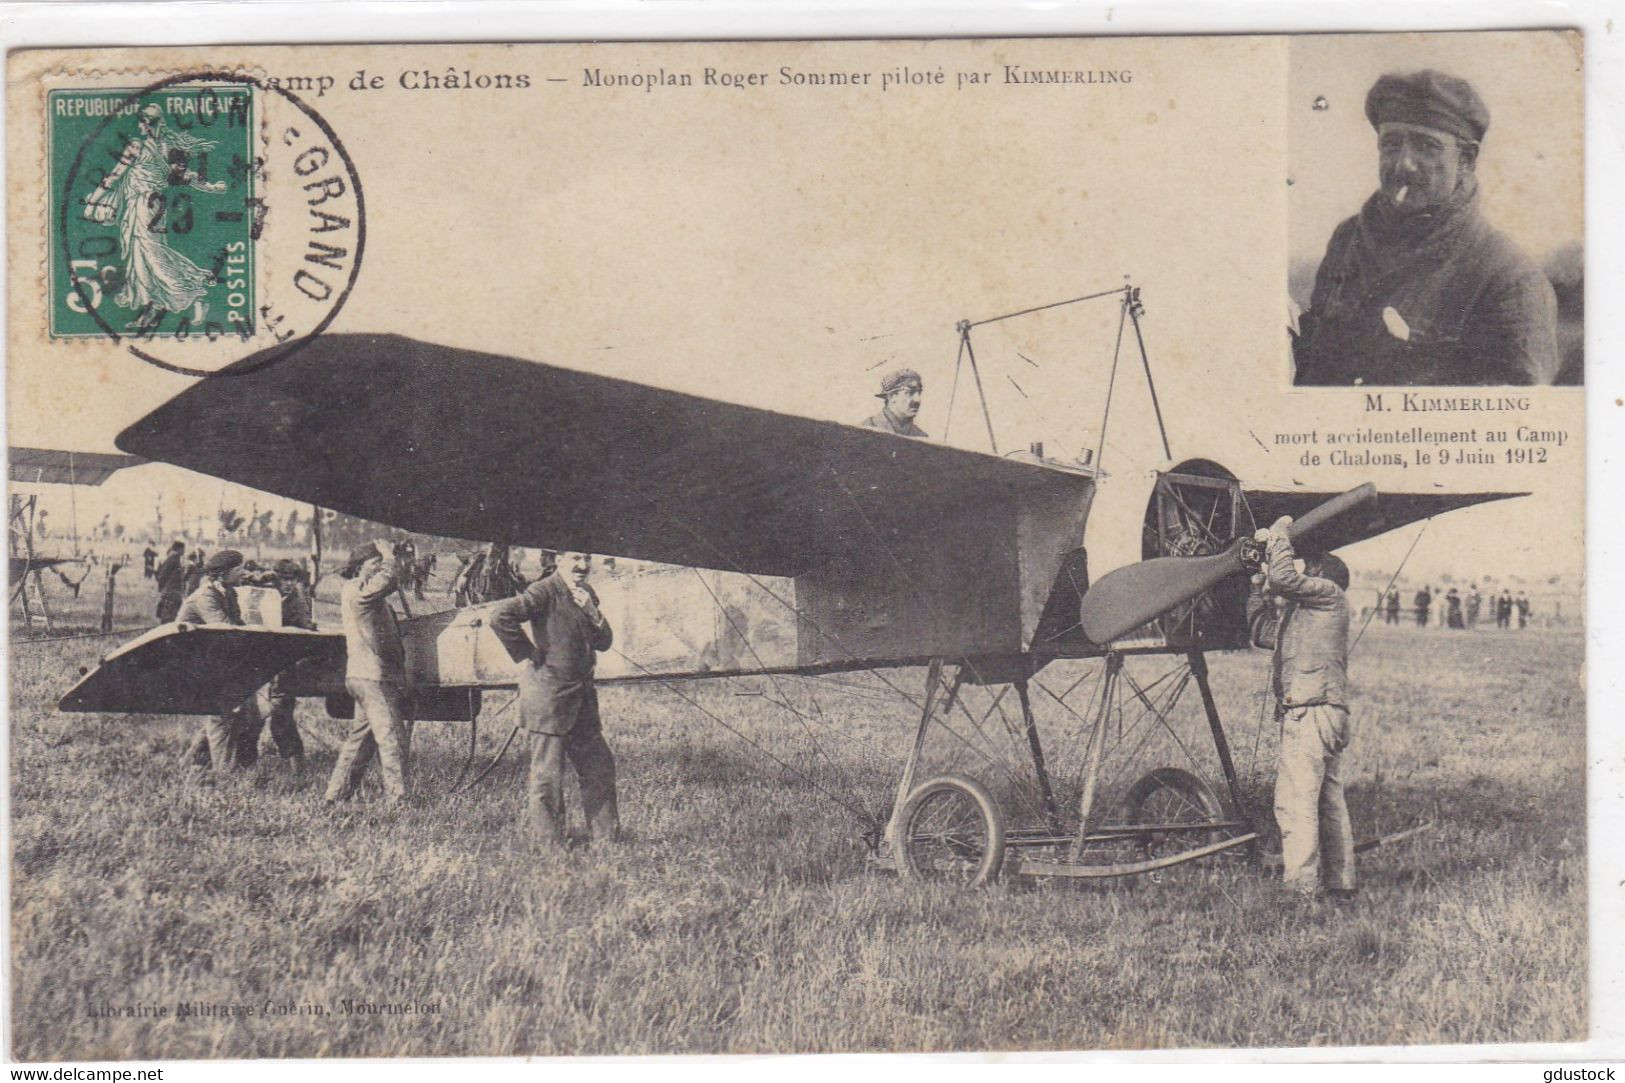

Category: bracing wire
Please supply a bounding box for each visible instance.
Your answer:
[611,646,879,827]
[687,567,867,804]
[1351,522,1429,654]
[943,332,965,443]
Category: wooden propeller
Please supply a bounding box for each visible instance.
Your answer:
[1077,483,1376,644]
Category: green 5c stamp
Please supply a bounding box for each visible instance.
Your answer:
[51,83,257,341]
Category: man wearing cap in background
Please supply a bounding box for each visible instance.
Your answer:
[325,540,412,806]
[176,549,251,771]
[154,540,187,623]
[1294,70,1559,386]
[177,549,246,626]
[490,551,619,850]
[862,368,929,438]
[234,559,318,769]
[1247,520,1357,903]
[183,550,206,596]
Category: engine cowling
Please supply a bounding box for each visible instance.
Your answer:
[1139,459,1253,649]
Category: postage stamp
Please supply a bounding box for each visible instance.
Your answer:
[40,68,363,378]
[49,82,257,341]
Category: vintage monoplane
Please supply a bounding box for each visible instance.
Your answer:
[60,286,1517,885]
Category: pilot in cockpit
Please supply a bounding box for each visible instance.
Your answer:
[861,368,929,439]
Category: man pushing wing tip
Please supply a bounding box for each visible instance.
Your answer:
[489,551,620,851]
[861,368,929,438]
[237,559,318,771]
[176,549,249,771]
[177,549,246,625]
[1247,516,1357,904]
[325,540,412,807]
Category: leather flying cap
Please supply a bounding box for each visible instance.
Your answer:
[877,367,923,397]
[1365,70,1489,144]
[204,549,244,574]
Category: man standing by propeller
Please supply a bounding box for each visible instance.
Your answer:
[490,551,619,850]
[1247,518,1356,902]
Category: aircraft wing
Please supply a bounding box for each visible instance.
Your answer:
[10,447,145,485]
[59,624,343,715]
[116,334,1094,578]
[1241,487,1526,553]
[10,556,78,578]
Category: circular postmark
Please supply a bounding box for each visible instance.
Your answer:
[54,70,364,377]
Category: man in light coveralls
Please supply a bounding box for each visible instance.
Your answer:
[1247,517,1356,901]
[325,540,412,806]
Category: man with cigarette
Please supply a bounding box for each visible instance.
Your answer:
[1293,70,1559,387]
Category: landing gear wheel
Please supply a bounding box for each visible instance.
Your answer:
[1124,767,1224,860]
[896,774,1006,887]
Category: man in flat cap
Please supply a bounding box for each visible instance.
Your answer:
[176,548,252,771]
[177,549,246,625]
[1294,70,1560,387]
[862,368,929,438]
[183,550,206,596]
[326,540,413,805]
[153,540,187,623]
[234,558,318,768]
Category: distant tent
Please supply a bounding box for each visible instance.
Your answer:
[10,447,145,487]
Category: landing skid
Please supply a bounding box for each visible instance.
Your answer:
[878,649,1427,888]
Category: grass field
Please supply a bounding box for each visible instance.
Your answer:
[7,581,1586,1059]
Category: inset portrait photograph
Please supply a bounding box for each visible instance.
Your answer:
[1289,33,1583,387]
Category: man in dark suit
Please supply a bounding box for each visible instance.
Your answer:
[1413,585,1432,628]
[153,540,186,622]
[489,551,618,849]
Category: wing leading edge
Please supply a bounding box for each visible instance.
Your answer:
[10,447,145,486]
[117,334,1095,578]
[59,624,343,715]
[1241,487,1527,553]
